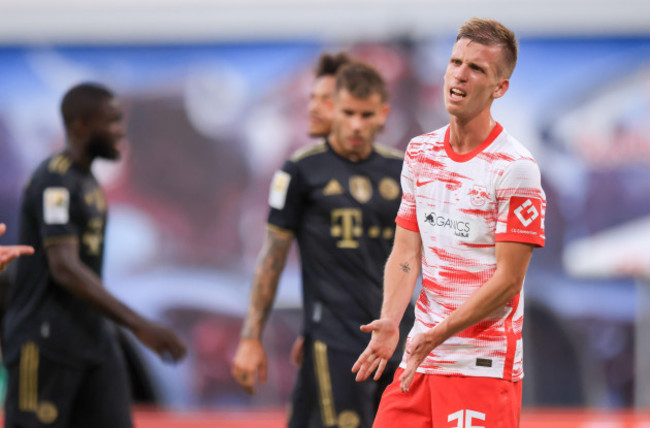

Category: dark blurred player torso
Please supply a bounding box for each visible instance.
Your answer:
[268,140,414,359]
[3,152,112,366]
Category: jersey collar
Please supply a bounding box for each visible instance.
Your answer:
[325,137,376,164]
[444,122,503,163]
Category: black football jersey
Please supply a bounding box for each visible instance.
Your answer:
[3,152,113,366]
[268,140,415,358]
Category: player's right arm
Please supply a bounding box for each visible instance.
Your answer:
[352,225,421,382]
[46,241,186,362]
[231,226,293,394]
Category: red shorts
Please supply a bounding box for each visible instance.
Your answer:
[373,368,522,428]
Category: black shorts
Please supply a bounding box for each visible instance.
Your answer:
[289,336,399,428]
[4,339,133,428]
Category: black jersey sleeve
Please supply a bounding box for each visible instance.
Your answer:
[266,159,305,233]
[34,172,81,245]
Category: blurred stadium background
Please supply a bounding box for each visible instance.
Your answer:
[1,0,650,426]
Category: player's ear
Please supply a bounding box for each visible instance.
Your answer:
[493,78,509,99]
[377,102,390,127]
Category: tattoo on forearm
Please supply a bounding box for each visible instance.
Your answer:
[241,231,292,340]
[400,262,411,273]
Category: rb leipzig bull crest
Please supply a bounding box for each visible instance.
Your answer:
[468,184,490,208]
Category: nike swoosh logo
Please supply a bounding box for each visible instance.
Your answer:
[416,179,436,187]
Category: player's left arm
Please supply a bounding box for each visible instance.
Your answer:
[399,241,534,391]
[353,225,422,382]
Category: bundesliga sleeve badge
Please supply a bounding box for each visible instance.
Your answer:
[268,170,291,210]
[43,187,70,225]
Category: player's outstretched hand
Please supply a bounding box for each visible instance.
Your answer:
[352,318,399,382]
[231,339,267,395]
[0,223,34,271]
[399,329,439,392]
[133,319,187,363]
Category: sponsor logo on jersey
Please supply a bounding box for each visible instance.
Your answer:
[323,178,344,196]
[468,184,490,208]
[476,358,493,367]
[514,199,539,226]
[423,211,471,238]
[507,196,543,237]
[331,208,363,248]
[416,179,436,187]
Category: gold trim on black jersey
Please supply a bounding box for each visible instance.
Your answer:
[265,223,294,238]
[43,235,78,248]
[290,141,328,162]
[374,144,404,160]
[18,342,59,424]
[313,340,337,427]
[19,341,39,412]
[47,154,72,175]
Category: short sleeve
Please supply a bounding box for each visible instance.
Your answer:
[35,173,81,247]
[395,139,420,232]
[267,160,305,234]
[495,159,546,247]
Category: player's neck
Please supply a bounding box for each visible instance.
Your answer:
[63,144,93,172]
[328,135,373,162]
[447,112,496,155]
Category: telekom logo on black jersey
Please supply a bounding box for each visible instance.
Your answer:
[424,211,470,238]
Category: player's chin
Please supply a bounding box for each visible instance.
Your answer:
[346,136,366,149]
[444,103,461,115]
[100,148,121,160]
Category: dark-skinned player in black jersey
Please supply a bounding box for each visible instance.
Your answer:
[2,83,186,428]
[232,57,414,428]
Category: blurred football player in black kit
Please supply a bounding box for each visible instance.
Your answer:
[232,56,414,428]
[2,83,186,428]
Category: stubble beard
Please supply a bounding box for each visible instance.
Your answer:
[87,133,120,161]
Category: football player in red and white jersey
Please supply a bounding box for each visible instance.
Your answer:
[353,18,546,428]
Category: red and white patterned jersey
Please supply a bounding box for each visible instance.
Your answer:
[396,123,545,381]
